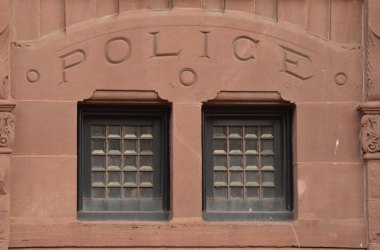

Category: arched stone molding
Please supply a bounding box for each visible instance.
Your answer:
[11,12,363,104]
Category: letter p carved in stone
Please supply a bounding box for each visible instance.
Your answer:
[59,49,86,83]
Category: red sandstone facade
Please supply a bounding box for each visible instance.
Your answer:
[0,0,379,249]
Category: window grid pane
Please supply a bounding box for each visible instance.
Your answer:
[212,125,275,199]
[91,124,154,199]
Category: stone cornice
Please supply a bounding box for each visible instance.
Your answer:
[357,101,380,115]
[0,101,15,112]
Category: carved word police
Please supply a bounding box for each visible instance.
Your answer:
[57,31,313,86]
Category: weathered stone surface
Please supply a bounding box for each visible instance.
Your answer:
[278,0,307,29]
[359,102,380,249]
[65,0,96,27]
[330,0,362,45]
[369,200,380,244]
[12,101,76,155]
[0,194,10,249]
[293,219,366,248]
[367,0,380,100]
[148,0,171,10]
[369,244,380,250]
[0,156,10,195]
[297,163,363,219]
[172,0,200,8]
[12,0,40,40]
[11,1,363,45]
[0,2,10,250]
[0,0,9,34]
[40,0,65,36]
[11,15,363,103]
[5,248,367,250]
[96,0,118,17]
[225,0,254,12]
[306,0,330,39]
[368,161,380,199]
[296,103,361,163]
[8,1,369,249]
[10,157,77,218]
[171,103,202,218]
[9,218,366,248]
[0,241,9,250]
[0,25,9,100]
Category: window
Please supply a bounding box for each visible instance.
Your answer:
[203,106,293,220]
[78,105,169,220]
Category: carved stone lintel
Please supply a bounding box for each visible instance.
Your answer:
[0,112,14,147]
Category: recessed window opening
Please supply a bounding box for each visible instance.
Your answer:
[78,104,170,220]
[203,106,293,221]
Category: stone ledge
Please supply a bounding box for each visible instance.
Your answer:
[357,102,380,115]
[9,218,366,248]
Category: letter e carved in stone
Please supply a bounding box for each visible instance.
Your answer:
[0,112,15,147]
[279,45,313,81]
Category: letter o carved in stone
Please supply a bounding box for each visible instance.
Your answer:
[105,37,132,64]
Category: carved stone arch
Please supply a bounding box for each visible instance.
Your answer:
[11,11,362,104]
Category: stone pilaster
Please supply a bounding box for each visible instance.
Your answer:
[358,102,380,250]
[359,1,380,249]
[0,1,13,250]
[0,104,15,250]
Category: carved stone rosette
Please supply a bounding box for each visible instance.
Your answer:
[0,112,14,147]
[358,102,380,157]
[361,115,380,154]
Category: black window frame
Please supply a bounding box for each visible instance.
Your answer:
[202,106,293,221]
[78,104,170,221]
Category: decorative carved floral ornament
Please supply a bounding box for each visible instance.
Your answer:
[0,112,15,147]
[361,114,380,154]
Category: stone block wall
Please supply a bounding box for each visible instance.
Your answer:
[0,0,379,249]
